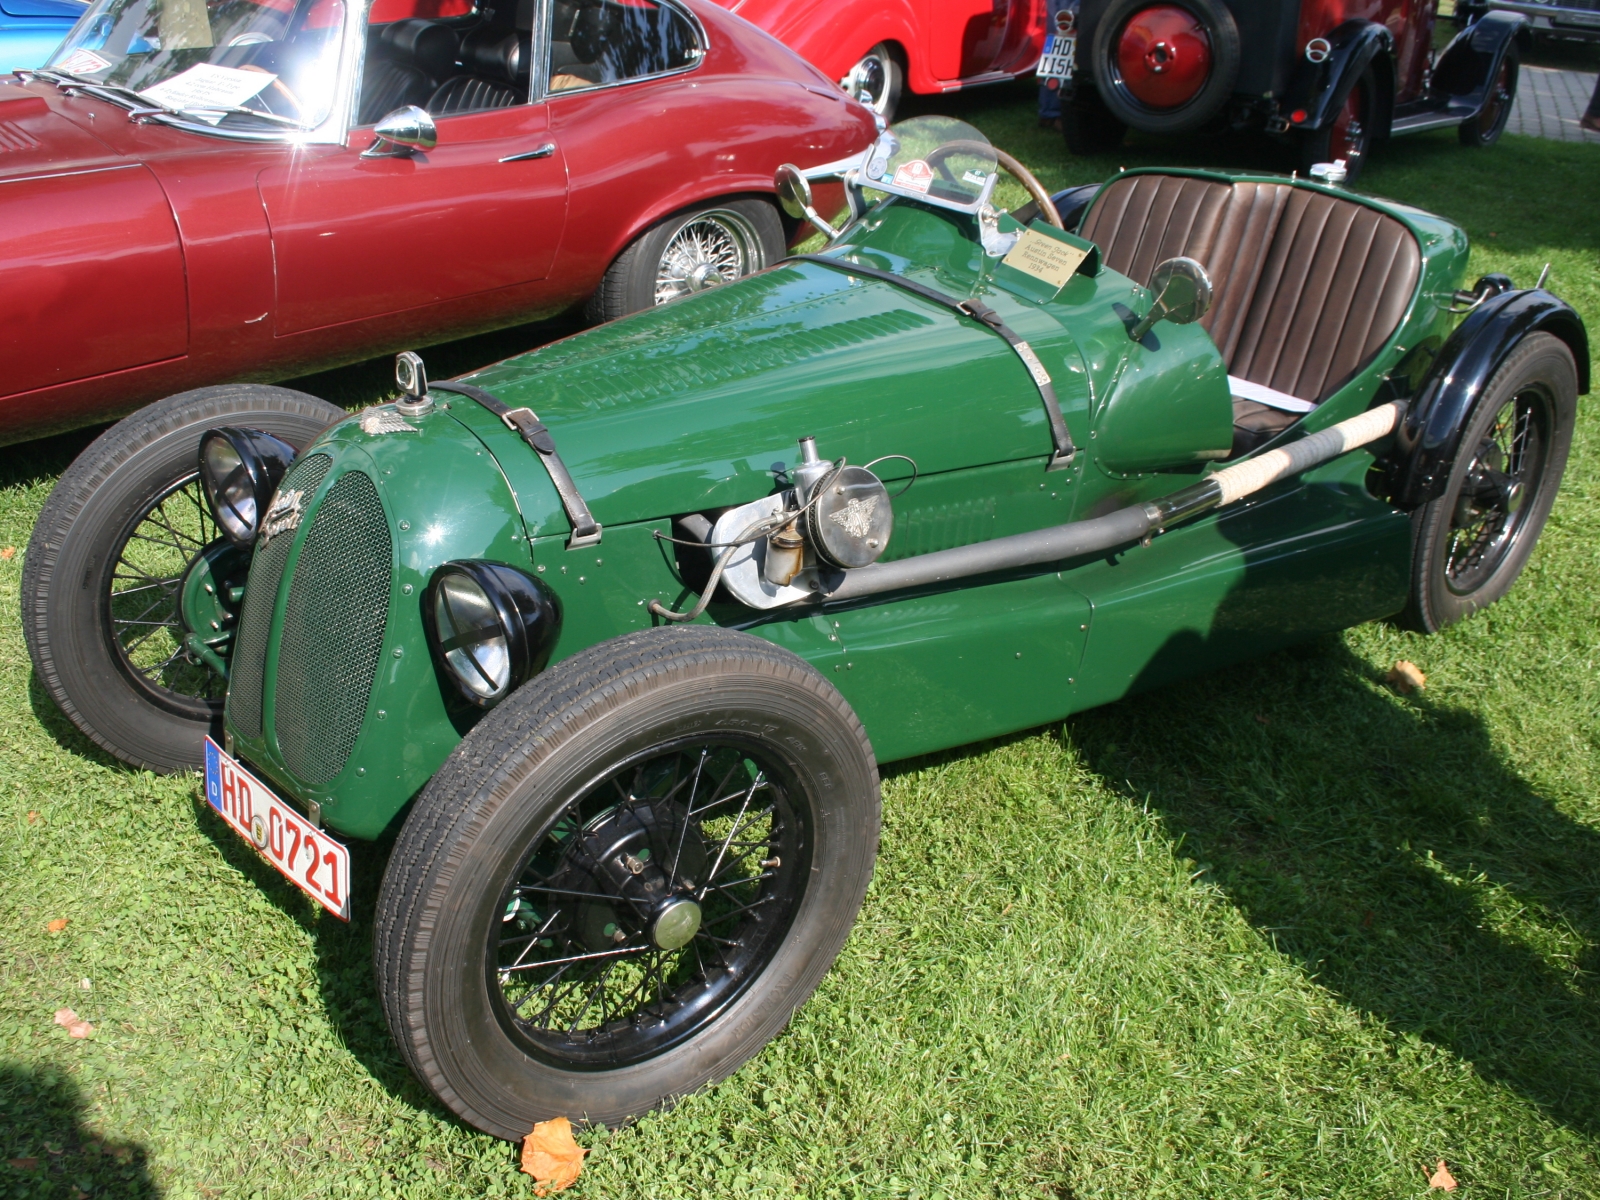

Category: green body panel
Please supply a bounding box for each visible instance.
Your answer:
[224,173,1473,840]
[227,406,533,839]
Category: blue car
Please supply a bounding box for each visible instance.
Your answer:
[0,0,86,74]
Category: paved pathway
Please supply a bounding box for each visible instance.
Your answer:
[1507,65,1599,143]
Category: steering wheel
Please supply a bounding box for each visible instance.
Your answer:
[925,140,1064,230]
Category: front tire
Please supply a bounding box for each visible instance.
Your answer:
[584,199,785,324]
[840,42,903,122]
[374,625,880,1136]
[21,385,344,772]
[1400,332,1577,633]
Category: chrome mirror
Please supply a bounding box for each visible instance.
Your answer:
[362,106,438,159]
[775,163,838,240]
[1129,256,1213,343]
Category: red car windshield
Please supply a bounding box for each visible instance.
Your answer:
[47,0,346,131]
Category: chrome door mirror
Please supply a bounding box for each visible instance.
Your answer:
[775,163,838,240]
[1128,256,1213,342]
[362,106,438,158]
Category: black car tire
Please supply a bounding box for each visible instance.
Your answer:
[584,198,785,323]
[1400,332,1577,633]
[374,625,880,1138]
[21,385,345,772]
[1297,66,1379,181]
[1062,88,1128,155]
[1458,43,1518,147]
[1090,0,1240,135]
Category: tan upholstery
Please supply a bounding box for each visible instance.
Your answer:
[1081,174,1421,419]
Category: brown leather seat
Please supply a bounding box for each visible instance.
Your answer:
[1080,173,1421,454]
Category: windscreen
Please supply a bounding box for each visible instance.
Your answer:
[860,115,998,214]
[48,0,345,132]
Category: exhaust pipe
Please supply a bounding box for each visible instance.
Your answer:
[821,402,1403,604]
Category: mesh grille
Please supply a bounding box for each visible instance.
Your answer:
[227,454,332,739]
[273,470,392,785]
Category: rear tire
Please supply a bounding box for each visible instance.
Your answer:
[1062,89,1128,155]
[1399,333,1576,633]
[1458,44,1518,147]
[1298,67,1378,181]
[21,385,344,772]
[584,199,785,324]
[374,625,880,1136]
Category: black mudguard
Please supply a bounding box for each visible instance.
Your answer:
[1431,9,1525,111]
[1385,288,1589,509]
[1285,20,1394,134]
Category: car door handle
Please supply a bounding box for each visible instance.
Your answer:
[500,143,556,163]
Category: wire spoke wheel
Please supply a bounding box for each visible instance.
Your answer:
[1444,389,1549,595]
[491,737,808,1068]
[105,472,226,712]
[653,211,761,306]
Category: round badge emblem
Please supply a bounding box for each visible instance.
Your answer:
[250,814,268,848]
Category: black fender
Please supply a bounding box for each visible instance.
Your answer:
[1286,20,1393,133]
[1430,9,1524,112]
[1385,288,1589,509]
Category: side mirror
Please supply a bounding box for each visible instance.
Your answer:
[1128,256,1213,343]
[775,163,839,240]
[362,106,438,159]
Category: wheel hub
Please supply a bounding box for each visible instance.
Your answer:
[688,262,726,292]
[650,896,702,950]
[1116,5,1211,109]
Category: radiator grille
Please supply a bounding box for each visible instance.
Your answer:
[273,470,392,785]
[226,453,332,739]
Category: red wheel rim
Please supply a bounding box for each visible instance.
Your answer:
[1327,83,1365,163]
[1114,4,1212,109]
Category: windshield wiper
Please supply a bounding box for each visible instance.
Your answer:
[173,103,303,127]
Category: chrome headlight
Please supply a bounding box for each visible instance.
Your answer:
[198,427,297,545]
[423,561,562,708]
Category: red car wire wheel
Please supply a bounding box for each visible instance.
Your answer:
[1114,4,1212,109]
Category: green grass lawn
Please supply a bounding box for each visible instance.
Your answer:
[3,85,1598,1199]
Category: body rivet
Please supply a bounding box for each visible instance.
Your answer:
[402,583,413,595]
[393,647,403,658]
[398,520,410,530]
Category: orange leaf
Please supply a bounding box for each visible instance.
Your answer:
[47,918,69,933]
[53,1008,93,1039]
[0,546,14,560]
[520,1117,587,1195]
[1428,1160,1458,1191]
[27,811,39,824]
[1387,660,1426,693]
[8,1158,40,1170]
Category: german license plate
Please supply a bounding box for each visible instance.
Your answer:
[1038,33,1076,81]
[204,737,351,920]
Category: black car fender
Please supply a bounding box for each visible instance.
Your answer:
[1430,9,1525,112]
[1384,288,1589,509]
[1286,20,1394,134]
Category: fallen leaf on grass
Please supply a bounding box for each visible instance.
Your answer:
[0,546,14,560]
[27,811,39,824]
[1429,1160,1458,1191]
[1254,713,1270,725]
[53,1008,93,1039]
[1387,660,1426,693]
[47,918,69,933]
[520,1117,587,1194]
[7,1158,39,1170]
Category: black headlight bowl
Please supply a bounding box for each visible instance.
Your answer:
[198,427,298,545]
[423,561,562,709]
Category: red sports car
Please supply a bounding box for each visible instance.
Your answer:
[713,0,1047,121]
[0,0,875,444]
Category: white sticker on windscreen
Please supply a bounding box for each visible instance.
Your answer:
[139,64,275,114]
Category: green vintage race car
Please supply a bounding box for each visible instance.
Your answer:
[23,117,1588,1136]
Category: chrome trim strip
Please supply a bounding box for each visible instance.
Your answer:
[0,162,140,186]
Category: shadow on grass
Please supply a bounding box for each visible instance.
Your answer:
[0,1062,159,1198]
[1068,633,1600,1135]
